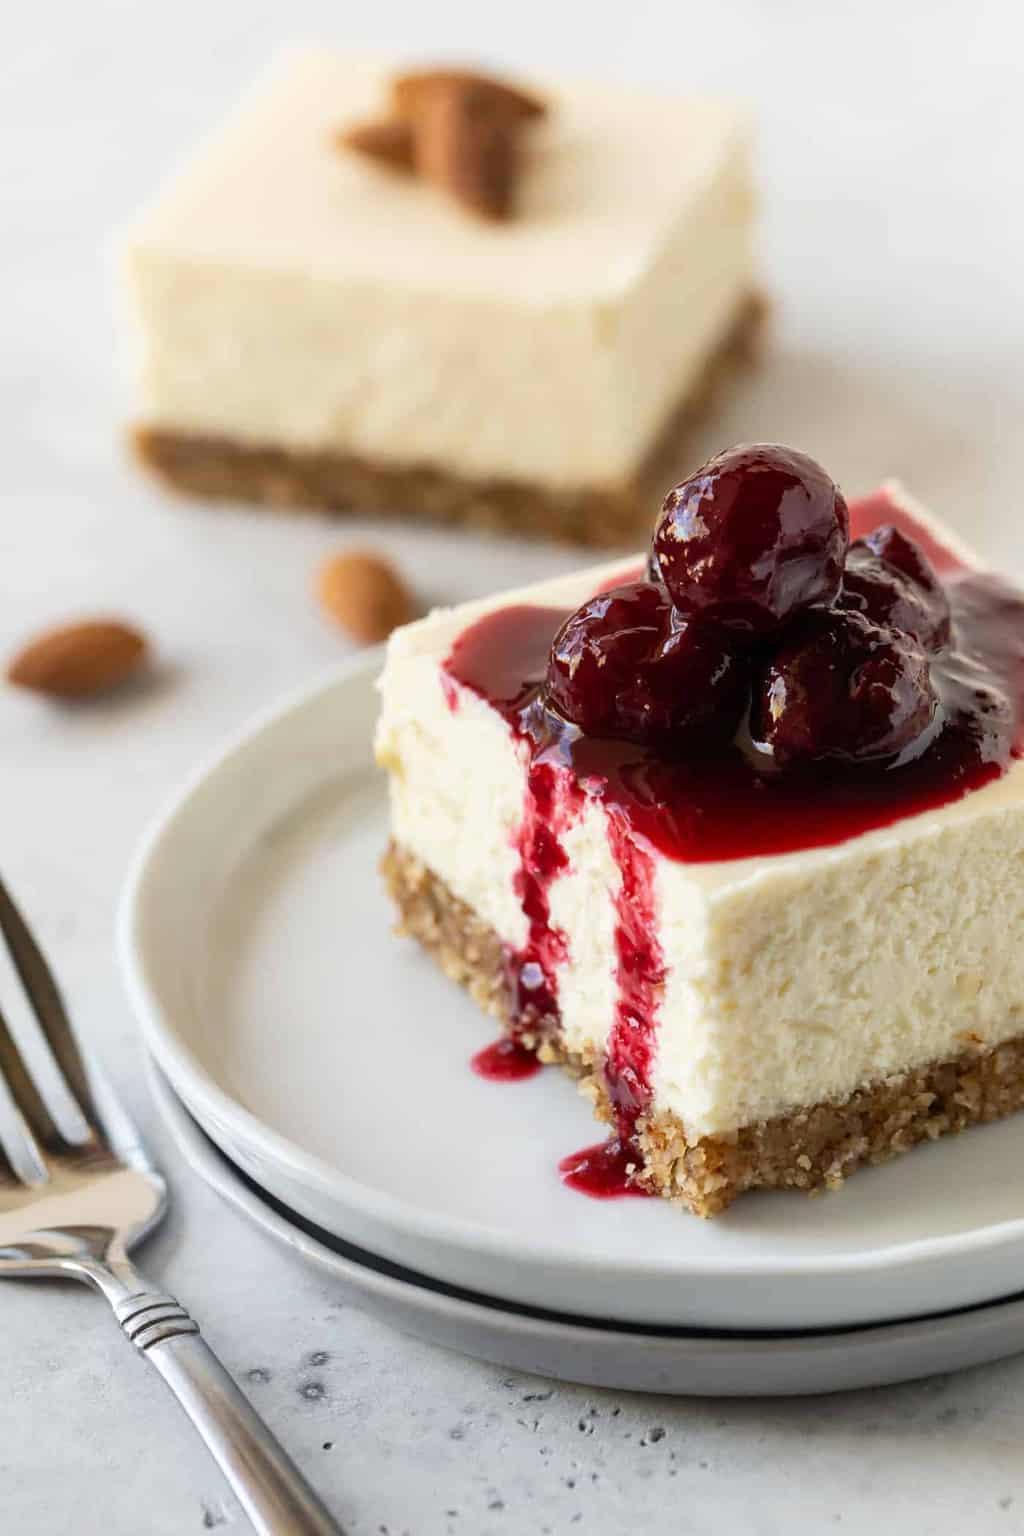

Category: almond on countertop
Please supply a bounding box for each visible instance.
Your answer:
[7,619,149,699]
[316,551,414,644]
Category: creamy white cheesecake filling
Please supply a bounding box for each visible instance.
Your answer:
[651,765,1024,1134]
[376,497,1024,1138]
[123,49,755,489]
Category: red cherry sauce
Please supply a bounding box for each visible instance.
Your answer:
[508,759,583,1033]
[558,1137,649,1198]
[472,1036,542,1081]
[443,604,584,1051]
[559,817,666,1198]
[444,488,1024,1195]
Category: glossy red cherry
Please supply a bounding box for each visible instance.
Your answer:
[841,525,951,648]
[545,581,745,746]
[858,524,946,596]
[753,607,938,768]
[653,444,849,635]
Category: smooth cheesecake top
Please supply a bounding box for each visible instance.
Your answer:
[127,47,752,303]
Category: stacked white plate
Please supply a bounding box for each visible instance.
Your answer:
[121,653,1024,1396]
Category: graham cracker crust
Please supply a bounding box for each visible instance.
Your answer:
[382,839,1024,1217]
[132,294,764,548]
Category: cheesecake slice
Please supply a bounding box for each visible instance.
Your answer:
[376,445,1024,1216]
[122,49,758,545]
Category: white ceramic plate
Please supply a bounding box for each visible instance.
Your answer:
[120,652,1024,1332]
[148,1058,1024,1397]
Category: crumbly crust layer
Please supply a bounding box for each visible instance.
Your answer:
[132,295,763,548]
[382,839,1024,1217]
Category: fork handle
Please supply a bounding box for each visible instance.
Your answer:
[114,1288,344,1534]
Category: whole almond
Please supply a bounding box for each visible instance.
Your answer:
[316,552,413,644]
[414,82,519,220]
[339,117,416,171]
[393,69,546,123]
[7,620,148,699]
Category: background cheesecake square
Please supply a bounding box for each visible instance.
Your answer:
[123,48,759,545]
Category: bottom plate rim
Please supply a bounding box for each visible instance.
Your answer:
[147,1055,1024,1350]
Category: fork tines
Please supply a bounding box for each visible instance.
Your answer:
[0,876,94,1185]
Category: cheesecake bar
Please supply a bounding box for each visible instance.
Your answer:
[123,49,758,545]
[376,445,1024,1216]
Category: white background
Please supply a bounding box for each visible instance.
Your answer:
[4,1,1024,1531]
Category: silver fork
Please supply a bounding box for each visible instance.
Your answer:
[0,874,343,1535]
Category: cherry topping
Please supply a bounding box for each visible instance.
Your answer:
[859,523,947,595]
[752,607,938,768]
[653,444,849,635]
[841,527,951,649]
[544,581,745,746]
